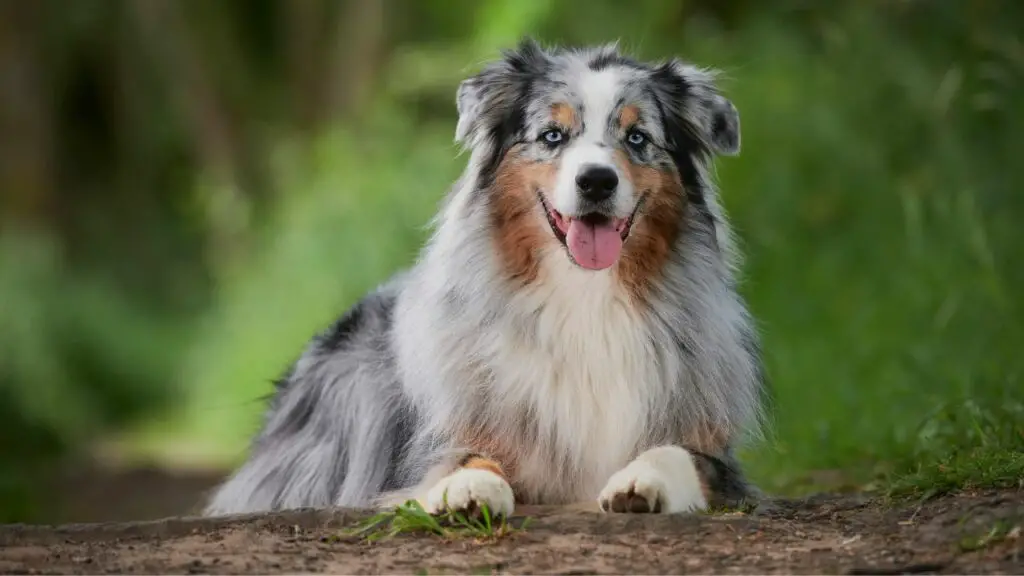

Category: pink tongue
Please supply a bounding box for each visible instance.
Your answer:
[566,219,623,270]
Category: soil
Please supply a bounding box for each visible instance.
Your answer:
[1,488,1021,574]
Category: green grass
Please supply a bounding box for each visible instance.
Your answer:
[885,400,1024,499]
[890,449,1024,500]
[958,520,1022,553]
[341,500,531,542]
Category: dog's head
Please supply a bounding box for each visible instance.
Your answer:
[456,39,740,287]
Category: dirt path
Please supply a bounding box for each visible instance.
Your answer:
[1,489,1021,574]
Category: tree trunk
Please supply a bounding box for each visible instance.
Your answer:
[0,0,53,231]
[284,0,330,133]
[324,0,389,123]
[127,0,252,273]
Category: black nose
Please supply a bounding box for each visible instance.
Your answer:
[575,165,618,203]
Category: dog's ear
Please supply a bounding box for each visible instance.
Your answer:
[455,37,550,148]
[454,76,486,145]
[651,60,741,157]
[706,94,741,156]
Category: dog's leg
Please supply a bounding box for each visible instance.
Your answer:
[413,453,516,518]
[598,445,705,514]
[598,445,751,514]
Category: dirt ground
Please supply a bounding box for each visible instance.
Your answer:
[1,488,1021,574]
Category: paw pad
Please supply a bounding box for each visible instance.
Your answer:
[600,481,663,514]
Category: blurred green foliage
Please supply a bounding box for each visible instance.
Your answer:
[2,0,1022,521]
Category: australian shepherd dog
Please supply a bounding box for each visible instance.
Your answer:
[204,38,766,518]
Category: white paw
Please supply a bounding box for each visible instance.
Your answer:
[598,445,707,514]
[424,468,515,518]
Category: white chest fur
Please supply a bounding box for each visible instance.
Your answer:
[396,221,680,504]
[478,252,664,502]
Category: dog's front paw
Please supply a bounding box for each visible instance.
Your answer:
[598,445,707,514]
[424,468,515,518]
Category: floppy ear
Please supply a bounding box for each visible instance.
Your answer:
[707,93,741,156]
[454,77,485,145]
[651,60,742,157]
[454,37,551,148]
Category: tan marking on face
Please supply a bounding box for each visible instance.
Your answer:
[491,146,557,285]
[618,105,641,130]
[550,102,576,130]
[612,150,685,301]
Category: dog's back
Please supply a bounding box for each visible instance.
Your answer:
[203,282,414,515]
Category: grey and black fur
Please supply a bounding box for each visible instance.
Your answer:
[204,38,766,517]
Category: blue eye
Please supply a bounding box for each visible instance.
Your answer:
[541,129,565,146]
[627,129,647,147]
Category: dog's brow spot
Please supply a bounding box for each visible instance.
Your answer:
[550,103,575,129]
[619,105,640,129]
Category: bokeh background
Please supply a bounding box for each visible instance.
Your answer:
[2,0,1022,524]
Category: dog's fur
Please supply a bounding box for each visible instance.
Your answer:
[203,39,766,518]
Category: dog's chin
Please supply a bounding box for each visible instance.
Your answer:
[537,192,644,271]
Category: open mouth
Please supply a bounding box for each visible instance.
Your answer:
[538,191,645,271]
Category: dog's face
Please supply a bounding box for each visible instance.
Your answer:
[456,40,740,287]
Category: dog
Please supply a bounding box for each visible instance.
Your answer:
[203,38,766,518]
